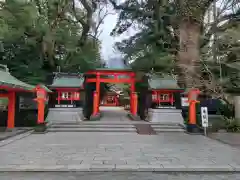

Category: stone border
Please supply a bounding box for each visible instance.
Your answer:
[0,164,238,172]
[0,130,33,147]
[0,129,31,141]
[127,113,141,121]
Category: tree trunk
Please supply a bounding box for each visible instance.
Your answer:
[177,19,201,89]
[234,96,240,120]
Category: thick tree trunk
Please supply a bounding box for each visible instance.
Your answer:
[235,96,240,120]
[177,19,201,89]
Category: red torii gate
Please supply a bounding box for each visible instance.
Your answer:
[85,68,138,117]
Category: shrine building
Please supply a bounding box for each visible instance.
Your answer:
[48,72,84,108]
[148,74,184,109]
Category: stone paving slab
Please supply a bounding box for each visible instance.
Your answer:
[1,132,240,172]
[0,172,240,180]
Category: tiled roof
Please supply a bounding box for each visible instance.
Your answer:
[93,68,133,72]
[49,73,84,88]
[148,74,181,90]
[0,65,34,91]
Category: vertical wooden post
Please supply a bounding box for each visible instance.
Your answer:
[93,91,98,115]
[70,92,73,105]
[37,99,45,124]
[187,89,200,126]
[132,92,138,116]
[96,72,100,113]
[7,91,16,129]
[36,87,46,124]
[157,92,160,106]
[130,74,135,114]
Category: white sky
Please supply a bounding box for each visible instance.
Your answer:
[97,2,136,65]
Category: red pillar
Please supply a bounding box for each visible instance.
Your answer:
[96,72,100,113]
[187,89,200,125]
[132,92,138,116]
[37,99,45,124]
[130,73,135,114]
[93,91,98,115]
[7,91,16,129]
[35,87,46,124]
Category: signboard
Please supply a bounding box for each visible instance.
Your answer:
[181,97,189,107]
[19,96,37,110]
[201,107,209,127]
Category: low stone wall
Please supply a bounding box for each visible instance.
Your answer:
[148,108,184,125]
[46,108,83,123]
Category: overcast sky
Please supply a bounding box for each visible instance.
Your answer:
[97,4,136,67]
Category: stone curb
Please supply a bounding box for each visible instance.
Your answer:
[0,165,238,172]
[0,130,33,147]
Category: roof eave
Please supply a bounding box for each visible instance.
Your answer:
[0,82,34,91]
[49,86,82,89]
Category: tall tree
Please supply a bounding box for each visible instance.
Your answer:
[0,0,104,84]
[109,0,239,88]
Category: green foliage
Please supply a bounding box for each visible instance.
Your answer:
[111,0,239,90]
[0,0,103,84]
[111,0,176,73]
[225,118,240,132]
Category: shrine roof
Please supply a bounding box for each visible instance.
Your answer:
[148,74,183,90]
[87,68,133,73]
[0,65,35,91]
[49,72,84,88]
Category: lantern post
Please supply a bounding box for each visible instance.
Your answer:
[186,89,201,133]
[35,87,47,124]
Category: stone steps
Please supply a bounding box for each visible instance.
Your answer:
[151,124,185,133]
[48,127,137,132]
[48,122,137,132]
[50,124,135,128]
[48,123,184,133]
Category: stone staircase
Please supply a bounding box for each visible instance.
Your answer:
[48,122,137,132]
[47,122,185,133]
[46,107,185,133]
[151,123,185,133]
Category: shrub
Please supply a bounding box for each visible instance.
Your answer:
[225,118,240,132]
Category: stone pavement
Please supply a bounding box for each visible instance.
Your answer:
[1,131,240,172]
[0,128,31,141]
[0,172,240,180]
[209,133,240,149]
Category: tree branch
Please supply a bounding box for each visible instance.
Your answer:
[108,0,153,17]
[201,10,240,47]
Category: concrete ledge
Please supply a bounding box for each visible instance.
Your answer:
[0,164,237,172]
[32,131,48,134]
[0,130,33,147]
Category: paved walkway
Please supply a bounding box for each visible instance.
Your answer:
[1,107,240,172]
[209,133,240,149]
[0,172,239,180]
[1,131,240,171]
